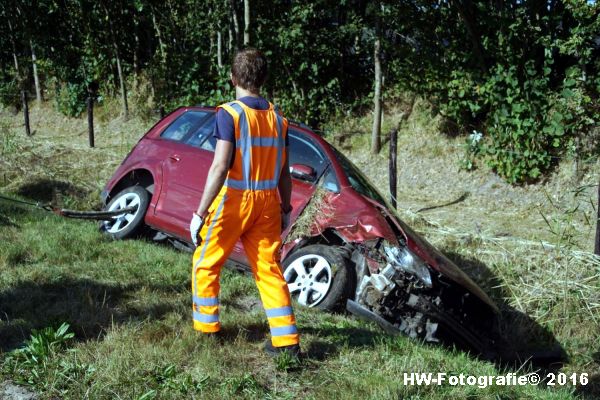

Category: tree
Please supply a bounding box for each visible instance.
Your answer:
[30,40,42,102]
[371,34,382,154]
[217,31,223,67]
[371,0,382,154]
[230,0,241,50]
[244,0,250,46]
[0,0,596,186]
[7,18,21,83]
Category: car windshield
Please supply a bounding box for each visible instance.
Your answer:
[330,146,388,206]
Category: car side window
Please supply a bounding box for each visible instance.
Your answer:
[160,110,211,143]
[288,131,326,174]
[185,114,217,151]
[288,130,339,192]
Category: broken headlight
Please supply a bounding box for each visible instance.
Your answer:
[383,245,432,288]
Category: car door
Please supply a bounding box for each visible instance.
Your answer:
[154,110,216,238]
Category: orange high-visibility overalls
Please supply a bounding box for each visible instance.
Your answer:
[191,100,299,347]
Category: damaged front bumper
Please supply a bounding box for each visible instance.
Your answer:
[348,240,498,355]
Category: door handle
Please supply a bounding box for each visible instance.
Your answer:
[169,155,181,162]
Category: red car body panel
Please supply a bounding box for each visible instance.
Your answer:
[102,106,497,312]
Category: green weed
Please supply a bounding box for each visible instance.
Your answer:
[3,323,75,387]
[0,119,17,155]
[151,363,211,395]
[274,351,301,372]
[222,373,266,397]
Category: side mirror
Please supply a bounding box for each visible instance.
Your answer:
[290,164,317,182]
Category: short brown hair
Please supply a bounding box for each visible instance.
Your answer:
[231,48,268,93]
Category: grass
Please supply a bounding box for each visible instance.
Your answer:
[1,100,599,399]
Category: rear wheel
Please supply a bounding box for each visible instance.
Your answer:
[282,245,355,312]
[100,186,149,239]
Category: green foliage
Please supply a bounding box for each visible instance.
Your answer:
[16,323,74,364]
[151,364,211,395]
[3,323,76,387]
[420,2,599,183]
[54,81,87,117]
[0,120,17,155]
[274,351,301,372]
[259,1,363,124]
[198,67,234,107]
[0,78,21,109]
[479,61,560,183]
[0,0,597,182]
[221,373,265,396]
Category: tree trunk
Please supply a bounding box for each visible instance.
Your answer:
[217,31,223,67]
[228,24,234,53]
[102,1,129,118]
[243,0,250,46]
[595,179,600,256]
[133,8,141,79]
[8,20,20,82]
[230,0,240,50]
[114,44,129,118]
[371,36,382,154]
[12,50,20,80]
[151,7,167,65]
[30,40,42,103]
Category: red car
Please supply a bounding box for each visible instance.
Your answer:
[101,106,499,354]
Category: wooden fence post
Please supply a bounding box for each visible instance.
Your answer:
[87,96,94,148]
[21,91,31,136]
[595,179,600,256]
[389,128,398,209]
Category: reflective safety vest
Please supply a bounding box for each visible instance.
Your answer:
[217,100,288,191]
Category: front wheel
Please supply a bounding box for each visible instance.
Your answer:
[282,245,355,312]
[100,186,150,239]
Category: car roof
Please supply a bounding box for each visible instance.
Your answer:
[190,105,317,135]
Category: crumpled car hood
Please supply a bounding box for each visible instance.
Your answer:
[312,192,399,244]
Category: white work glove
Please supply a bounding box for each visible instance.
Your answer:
[281,206,292,232]
[190,213,205,247]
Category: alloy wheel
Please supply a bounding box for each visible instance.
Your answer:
[284,254,333,307]
[103,192,141,234]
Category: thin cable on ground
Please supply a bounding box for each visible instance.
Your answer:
[0,193,136,220]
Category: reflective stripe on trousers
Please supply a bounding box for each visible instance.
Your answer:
[265,306,298,340]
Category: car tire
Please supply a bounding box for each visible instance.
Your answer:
[100,186,150,240]
[282,244,355,312]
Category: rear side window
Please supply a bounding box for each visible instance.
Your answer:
[185,114,216,151]
[160,111,212,143]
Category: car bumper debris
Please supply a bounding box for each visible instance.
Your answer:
[346,239,498,355]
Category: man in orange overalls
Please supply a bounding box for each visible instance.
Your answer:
[189,48,300,356]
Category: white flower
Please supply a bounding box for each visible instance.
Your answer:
[469,130,483,143]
